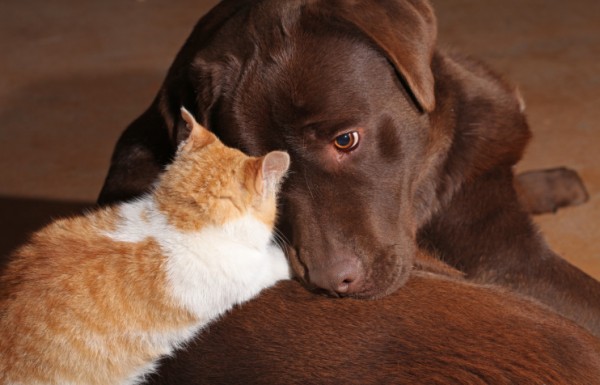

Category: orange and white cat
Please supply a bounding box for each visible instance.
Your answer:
[0,108,291,385]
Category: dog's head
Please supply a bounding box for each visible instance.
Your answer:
[154,0,526,298]
[159,0,437,298]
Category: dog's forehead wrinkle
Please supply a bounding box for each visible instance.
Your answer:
[271,33,380,110]
[235,28,395,148]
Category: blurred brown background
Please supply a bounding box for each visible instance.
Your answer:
[0,0,598,278]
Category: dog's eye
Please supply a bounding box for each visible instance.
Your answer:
[333,132,360,152]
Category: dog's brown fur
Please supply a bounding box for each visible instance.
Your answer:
[143,273,600,385]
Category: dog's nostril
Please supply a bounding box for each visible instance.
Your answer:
[335,278,354,294]
[310,259,365,296]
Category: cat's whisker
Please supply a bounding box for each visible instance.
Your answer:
[271,228,292,259]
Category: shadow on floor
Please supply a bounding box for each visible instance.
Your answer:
[0,196,94,266]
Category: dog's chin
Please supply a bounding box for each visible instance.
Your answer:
[346,246,416,300]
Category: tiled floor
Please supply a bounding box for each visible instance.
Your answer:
[1,0,598,278]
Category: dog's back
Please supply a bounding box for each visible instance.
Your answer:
[146,274,600,385]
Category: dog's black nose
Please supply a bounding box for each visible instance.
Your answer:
[310,258,365,296]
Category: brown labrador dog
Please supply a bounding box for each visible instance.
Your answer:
[99,0,599,336]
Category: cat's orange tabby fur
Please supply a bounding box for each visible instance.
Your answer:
[0,108,291,385]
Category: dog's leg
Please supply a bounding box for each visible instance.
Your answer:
[514,167,589,215]
[419,168,600,337]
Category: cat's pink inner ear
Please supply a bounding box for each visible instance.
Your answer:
[180,107,214,151]
[259,151,290,194]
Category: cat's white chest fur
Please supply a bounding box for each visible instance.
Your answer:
[161,214,290,320]
[104,197,290,384]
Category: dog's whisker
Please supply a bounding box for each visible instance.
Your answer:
[303,171,316,201]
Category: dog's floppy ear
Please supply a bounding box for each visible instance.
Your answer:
[324,0,437,112]
[97,1,252,205]
[157,0,254,145]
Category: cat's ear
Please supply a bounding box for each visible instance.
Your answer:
[179,106,215,152]
[256,151,290,197]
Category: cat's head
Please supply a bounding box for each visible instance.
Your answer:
[154,107,290,231]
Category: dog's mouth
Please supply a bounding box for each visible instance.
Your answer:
[283,243,414,300]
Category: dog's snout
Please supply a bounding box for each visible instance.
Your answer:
[310,258,365,296]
